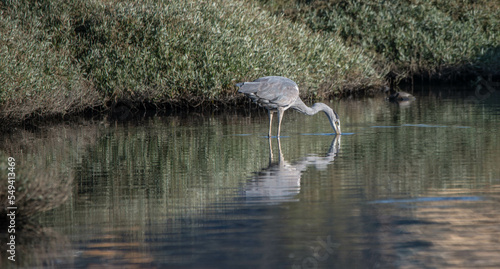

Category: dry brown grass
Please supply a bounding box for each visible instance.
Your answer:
[0,80,101,125]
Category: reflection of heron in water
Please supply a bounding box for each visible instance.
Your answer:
[242,136,341,204]
[236,76,341,137]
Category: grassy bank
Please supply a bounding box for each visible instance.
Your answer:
[0,0,498,125]
[259,0,500,82]
[0,0,383,125]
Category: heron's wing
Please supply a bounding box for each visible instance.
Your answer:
[236,76,299,109]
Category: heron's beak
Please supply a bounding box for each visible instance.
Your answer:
[335,121,341,135]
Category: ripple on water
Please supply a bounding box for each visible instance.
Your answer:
[368,196,483,204]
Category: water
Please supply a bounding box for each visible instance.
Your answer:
[1,89,500,268]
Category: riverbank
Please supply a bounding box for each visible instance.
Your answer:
[1,0,498,127]
[259,0,500,82]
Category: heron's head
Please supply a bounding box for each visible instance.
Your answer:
[331,110,341,135]
[334,118,341,135]
[315,103,342,135]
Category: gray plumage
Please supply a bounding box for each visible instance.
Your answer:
[236,76,341,137]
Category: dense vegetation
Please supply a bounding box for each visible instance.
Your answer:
[0,0,498,125]
[260,0,500,81]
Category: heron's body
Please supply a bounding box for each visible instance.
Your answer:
[236,76,341,137]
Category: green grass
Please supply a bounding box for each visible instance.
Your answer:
[75,0,384,98]
[1,0,498,125]
[259,0,500,81]
[0,0,384,125]
[0,1,101,123]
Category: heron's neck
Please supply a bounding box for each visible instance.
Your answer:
[292,98,330,116]
[292,98,338,131]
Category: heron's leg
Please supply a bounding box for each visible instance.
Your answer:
[268,136,274,164]
[276,137,284,167]
[277,107,285,137]
[268,110,273,138]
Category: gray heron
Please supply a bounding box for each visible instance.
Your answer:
[236,76,341,137]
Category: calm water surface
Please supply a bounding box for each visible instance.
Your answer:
[2,89,500,268]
